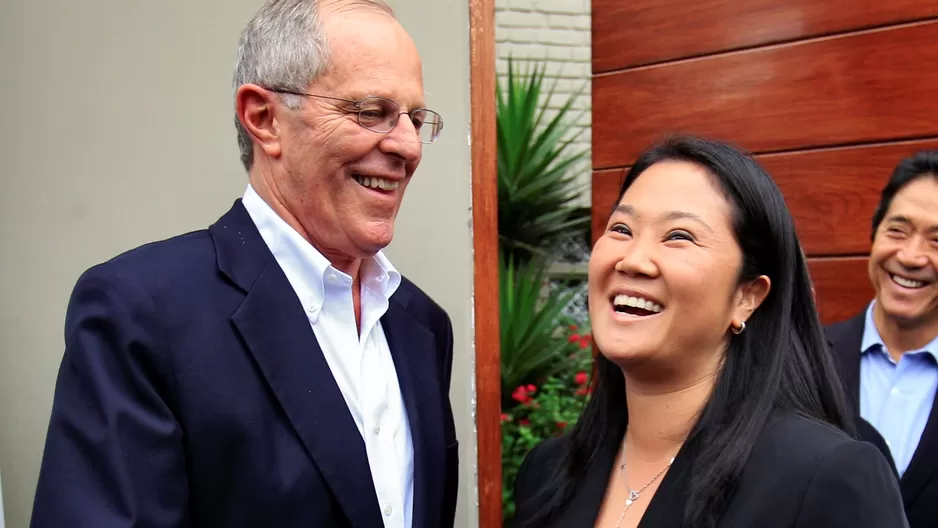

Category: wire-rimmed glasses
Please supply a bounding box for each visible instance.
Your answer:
[268,89,444,144]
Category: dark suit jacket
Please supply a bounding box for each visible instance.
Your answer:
[514,412,907,527]
[827,313,938,528]
[31,200,459,528]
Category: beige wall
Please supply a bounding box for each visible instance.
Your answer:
[0,1,477,526]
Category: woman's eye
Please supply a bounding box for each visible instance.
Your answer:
[666,230,693,242]
[609,223,631,236]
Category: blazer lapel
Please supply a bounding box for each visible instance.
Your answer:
[899,389,938,506]
[559,433,691,528]
[561,436,619,527]
[381,294,445,528]
[211,201,384,528]
[826,313,866,413]
[636,437,693,528]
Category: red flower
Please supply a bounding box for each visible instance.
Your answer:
[569,324,578,331]
[568,333,581,343]
[579,340,591,349]
[500,413,510,423]
[511,385,530,403]
[556,421,568,430]
[575,386,593,396]
[575,371,589,385]
[526,384,537,394]
[519,419,531,426]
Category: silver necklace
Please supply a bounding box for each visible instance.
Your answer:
[614,447,675,528]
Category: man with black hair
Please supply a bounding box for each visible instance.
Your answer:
[827,150,938,528]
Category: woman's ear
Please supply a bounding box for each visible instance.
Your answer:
[733,275,771,326]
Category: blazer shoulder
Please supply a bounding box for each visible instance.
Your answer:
[762,412,856,460]
[742,412,860,487]
[728,412,905,526]
[82,229,216,288]
[69,229,223,332]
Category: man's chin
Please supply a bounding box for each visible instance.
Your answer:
[880,301,936,327]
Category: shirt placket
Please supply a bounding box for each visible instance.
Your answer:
[360,327,404,527]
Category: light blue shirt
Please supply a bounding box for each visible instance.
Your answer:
[860,301,938,476]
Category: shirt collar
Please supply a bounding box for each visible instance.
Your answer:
[862,300,938,362]
[240,184,401,319]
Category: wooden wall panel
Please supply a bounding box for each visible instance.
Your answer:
[808,257,873,324]
[760,139,938,256]
[591,139,938,255]
[592,20,938,169]
[593,0,938,72]
[591,168,623,245]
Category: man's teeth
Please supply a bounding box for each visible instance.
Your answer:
[613,294,662,313]
[354,175,399,191]
[891,274,925,289]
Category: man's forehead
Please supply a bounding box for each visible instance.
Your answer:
[888,179,938,226]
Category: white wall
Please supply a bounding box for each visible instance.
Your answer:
[0,1,477,526]
[385,1,479,527]
[496,0,592,204]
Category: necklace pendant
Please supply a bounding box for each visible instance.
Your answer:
[625,499,633,506]
[628,490,640,501]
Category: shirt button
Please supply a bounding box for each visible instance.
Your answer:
[373,424,381,435]
[384,504,392,516]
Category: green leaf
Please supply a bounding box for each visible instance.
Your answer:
[497,57,590,264]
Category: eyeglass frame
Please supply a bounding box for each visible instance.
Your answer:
[265,88,444,144]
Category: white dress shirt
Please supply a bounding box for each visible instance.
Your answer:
[242,184,414,527]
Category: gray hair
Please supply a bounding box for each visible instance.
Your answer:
[232,0,395,171]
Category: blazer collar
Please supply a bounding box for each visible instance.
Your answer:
[826,311,866,412]
[562,430,694,528]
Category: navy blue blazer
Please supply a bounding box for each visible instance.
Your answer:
[31,200,459,528]
[827,313,938,528]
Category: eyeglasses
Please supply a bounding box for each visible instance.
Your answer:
[267,88,444,144]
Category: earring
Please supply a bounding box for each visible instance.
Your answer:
[732,321,746,335]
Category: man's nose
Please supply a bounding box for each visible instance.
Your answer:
[380,115,422,162]
[896,237,930,269]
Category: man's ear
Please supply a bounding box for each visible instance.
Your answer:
[235,84,283,161]
[734,275,771,326]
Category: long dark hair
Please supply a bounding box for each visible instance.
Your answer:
[519,135,854,527]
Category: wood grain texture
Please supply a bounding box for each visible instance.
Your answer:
[590,168,625,245]
[761,139,938,256]
[808,257,873,325]
[591,139,938,255]
[469,0,502,525]
[592,20,938,169]
[593,0,938,72]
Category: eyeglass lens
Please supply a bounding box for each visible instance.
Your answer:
[357,97,443,143]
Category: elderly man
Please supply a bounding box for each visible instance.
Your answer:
[827,150,938,528]
[30,1,458,527]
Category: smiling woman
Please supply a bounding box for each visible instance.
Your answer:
[511,135,909,528]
